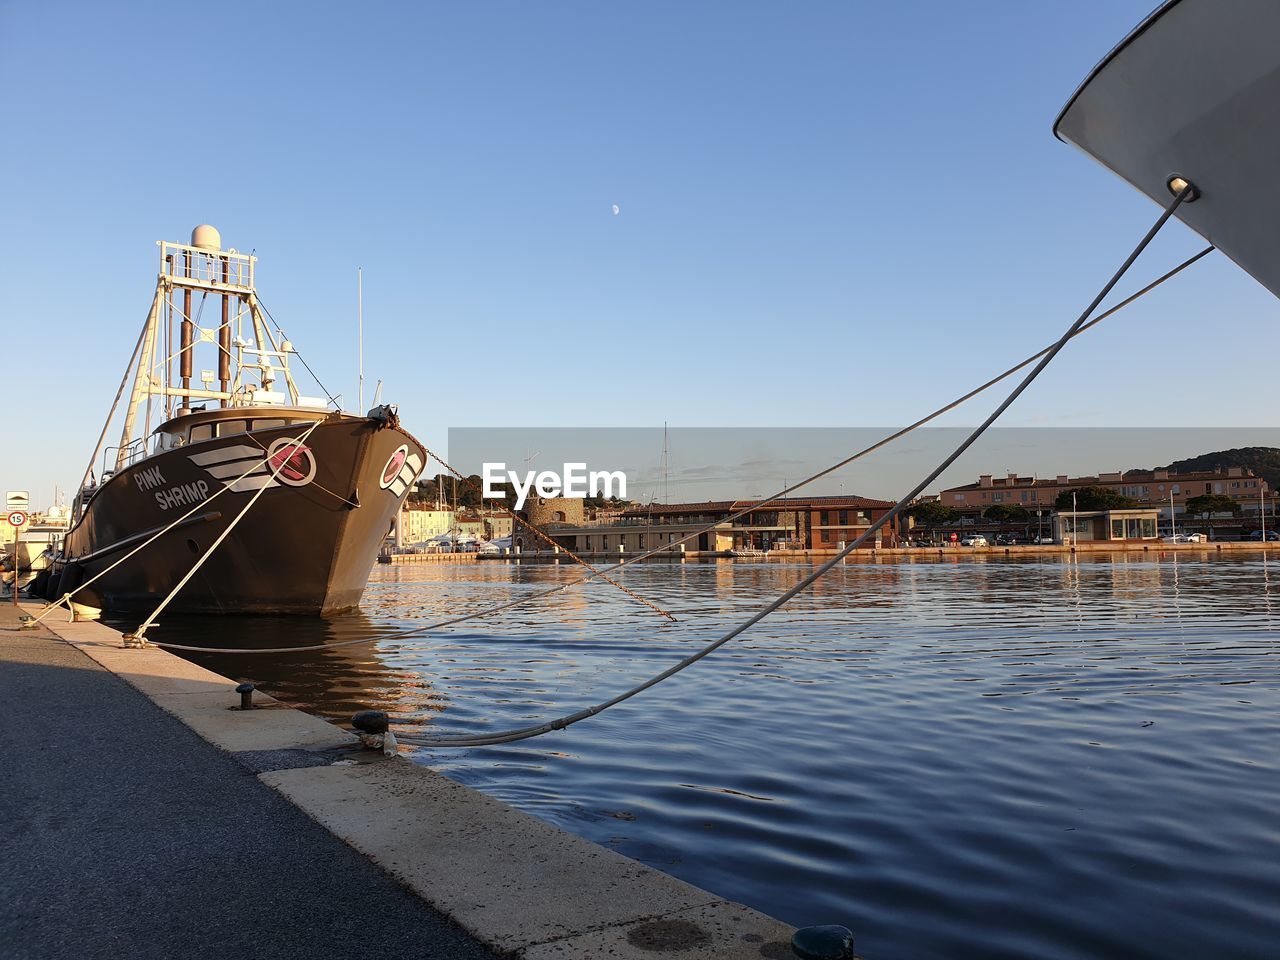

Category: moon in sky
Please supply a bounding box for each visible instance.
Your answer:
[611,204,620,215]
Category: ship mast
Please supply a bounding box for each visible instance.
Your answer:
[113,225,303,470]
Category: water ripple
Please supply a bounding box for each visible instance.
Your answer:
[168,554,1280,960]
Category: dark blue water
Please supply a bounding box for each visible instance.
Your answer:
[175,554,1280,959]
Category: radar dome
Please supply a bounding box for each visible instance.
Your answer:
[191,224,222,250]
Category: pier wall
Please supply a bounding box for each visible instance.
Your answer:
[17,604,799,959]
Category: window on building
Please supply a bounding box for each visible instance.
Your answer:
[638,534,646,548]
[955,494,965,502]
[838,510,849,525]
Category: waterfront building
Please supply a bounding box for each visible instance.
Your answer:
[939,467,1271,520]
[397,505,455,547]
[474,510,514,540]
[513,496,585,551]
[1054,509,1162,544]
[454,516,487,539]
[538,496,897,553]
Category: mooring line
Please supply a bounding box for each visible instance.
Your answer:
[138,240,1212,657]
[385,185,1195,746]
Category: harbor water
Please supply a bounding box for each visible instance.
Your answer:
[159,555,1280,959]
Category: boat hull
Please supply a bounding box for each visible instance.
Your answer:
[59,415,425,616]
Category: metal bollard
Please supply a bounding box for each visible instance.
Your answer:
[791,925,855,960]
[352,710,389,735]
[235,682,255,710]
[352,709,392,753]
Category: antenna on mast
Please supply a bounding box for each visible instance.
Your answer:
[357,267,365,414]
[661,422,670,504]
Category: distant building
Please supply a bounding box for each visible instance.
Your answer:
[1055,509,1161,544]
[540,496,898,553]
[397,505,454,546]
[939,467,1270,520]
[512,496,584,551]
[474,510,514,540]
[455,516,487,539]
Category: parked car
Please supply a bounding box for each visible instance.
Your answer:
[1032,534,1055,544]
[1185,532,1207,543]
[1162,533,1207,544]
[960,535,989,547]
[994,533,1024,545]
[1248,530,1280,541]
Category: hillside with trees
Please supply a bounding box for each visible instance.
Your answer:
[1162,447,1280,490]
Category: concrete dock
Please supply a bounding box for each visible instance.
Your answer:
[0,604,801,959]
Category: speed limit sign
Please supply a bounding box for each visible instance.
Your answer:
[6,511,27,527]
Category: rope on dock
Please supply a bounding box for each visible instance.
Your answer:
[141,241,1213,658]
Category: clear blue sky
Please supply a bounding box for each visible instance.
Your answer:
[2,1,1275,508]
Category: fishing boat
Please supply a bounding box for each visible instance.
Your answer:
[1055,0,1280,299]
[44,225,426,616]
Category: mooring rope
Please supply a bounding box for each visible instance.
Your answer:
[139,239,1212,657]
[384,185,1195,746]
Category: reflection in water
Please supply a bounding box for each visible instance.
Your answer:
[151,555,1280,960]
[107,610,445,722]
